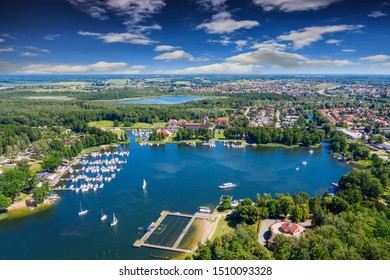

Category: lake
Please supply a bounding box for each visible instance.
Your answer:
[116,95,204,105]
[0,137,351,260]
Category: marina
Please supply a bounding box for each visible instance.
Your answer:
[0,137,352,260]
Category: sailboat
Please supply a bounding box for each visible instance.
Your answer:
[142,179,147,190]
[78,202,88,216]
[110,213,118,226]
[100,209,107,221]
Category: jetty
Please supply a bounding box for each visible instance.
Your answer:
[133,210,215,253]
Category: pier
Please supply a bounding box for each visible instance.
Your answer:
[133,210,214,253]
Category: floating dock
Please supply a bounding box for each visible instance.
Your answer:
[133,210,214,253]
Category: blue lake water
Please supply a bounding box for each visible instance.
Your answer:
[116,96,204,105]
[0,138,351,260]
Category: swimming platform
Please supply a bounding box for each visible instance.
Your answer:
[133,210,215,253]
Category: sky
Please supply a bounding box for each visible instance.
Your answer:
[0,0,390,75]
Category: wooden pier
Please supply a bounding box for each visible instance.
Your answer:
[133,210,213,253]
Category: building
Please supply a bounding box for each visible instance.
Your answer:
[337,128,362,140]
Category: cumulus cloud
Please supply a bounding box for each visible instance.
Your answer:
[326,39,342,45]
[368,11,387,18]
[277,25,363,49]
[235,40,248,51]
[0,47,14,53]
[20,52,39,57]
[0,39,4,43]
[78,31,157,45]
[68,0,165,31]
[196,0,228,11]
[156,48,354,74]
[155,62,256,75]
[154,45,179,52]
[15,61,145,74]
[197,12,259,34]
[359,54,390,62]
[251,40,287,51]
[44,34,61,40]
[154,50,208,62]
[253,0,341,12]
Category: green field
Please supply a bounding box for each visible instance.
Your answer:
[131,122,153,129]
[88,120,115,128]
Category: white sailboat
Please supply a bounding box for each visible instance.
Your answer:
[100,209,107,221]
[78,202,88,216]
[110,213,118,226]
[142,179,147,190]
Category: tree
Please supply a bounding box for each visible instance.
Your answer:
[32,184,49,203]
[279,195,295,218]
[219,195,231,211]
[0,193,11,209]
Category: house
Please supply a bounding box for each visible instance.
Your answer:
[214,118,229,126]
[185,123,203,130]
[167,119,178,127]
[178,119,187,126]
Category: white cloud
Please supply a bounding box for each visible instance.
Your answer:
[78,31,157,45]
[253,0,341,12]
[157,48,354,74]
[368,11,387,18]
[277,25,363,49]
[15,61,144,74]
[326,39,342,45]
[25,46,50,53]
[0,47,13,53]
[154,45,179,52]
[251,40,287,51]
[196,0,228,10]
[227,48,355,68]
[383,62,390,67]
[155,62,256,74]
[20,52,39,57]
[0,39,4,43]
[359,55,390,62]
[44,34,61,40]
[154,50,208,62]
[207,36,232,46]
[197,12,260,34]
[235,40,248,50]
[68,0,165,30]
[342,49,356,52]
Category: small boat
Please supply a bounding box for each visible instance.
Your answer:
[302,161,307,166]
[218,182,237,189]
[308,150,314,154]
[142,179,147,190]
[78,202,88,216]
[101,209,107,221]
[110,213,118,226]
[296,167,300,171]
[332,182,339,187]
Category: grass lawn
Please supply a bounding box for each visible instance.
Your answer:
[29,161,42,173]
[0,165,14,172]
[211,216,237,241]
[215,130,225,139]
[88,120,114,128]
[131,122,153,129]
[81,146,104,154]
[152,122,167,128]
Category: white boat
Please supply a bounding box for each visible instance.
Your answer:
[78,202,88,216]
[110,213,118,226]
[142,179,147,190]
[332,182,339,187]
[302,161,307,166]
[296,167,300,171]
[308,150,314,154]
[100,209,107,221]
[218,182,237,189]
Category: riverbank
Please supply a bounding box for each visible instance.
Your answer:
[1,196,59,221]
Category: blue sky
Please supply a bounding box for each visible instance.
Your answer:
[0,0,389,74]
